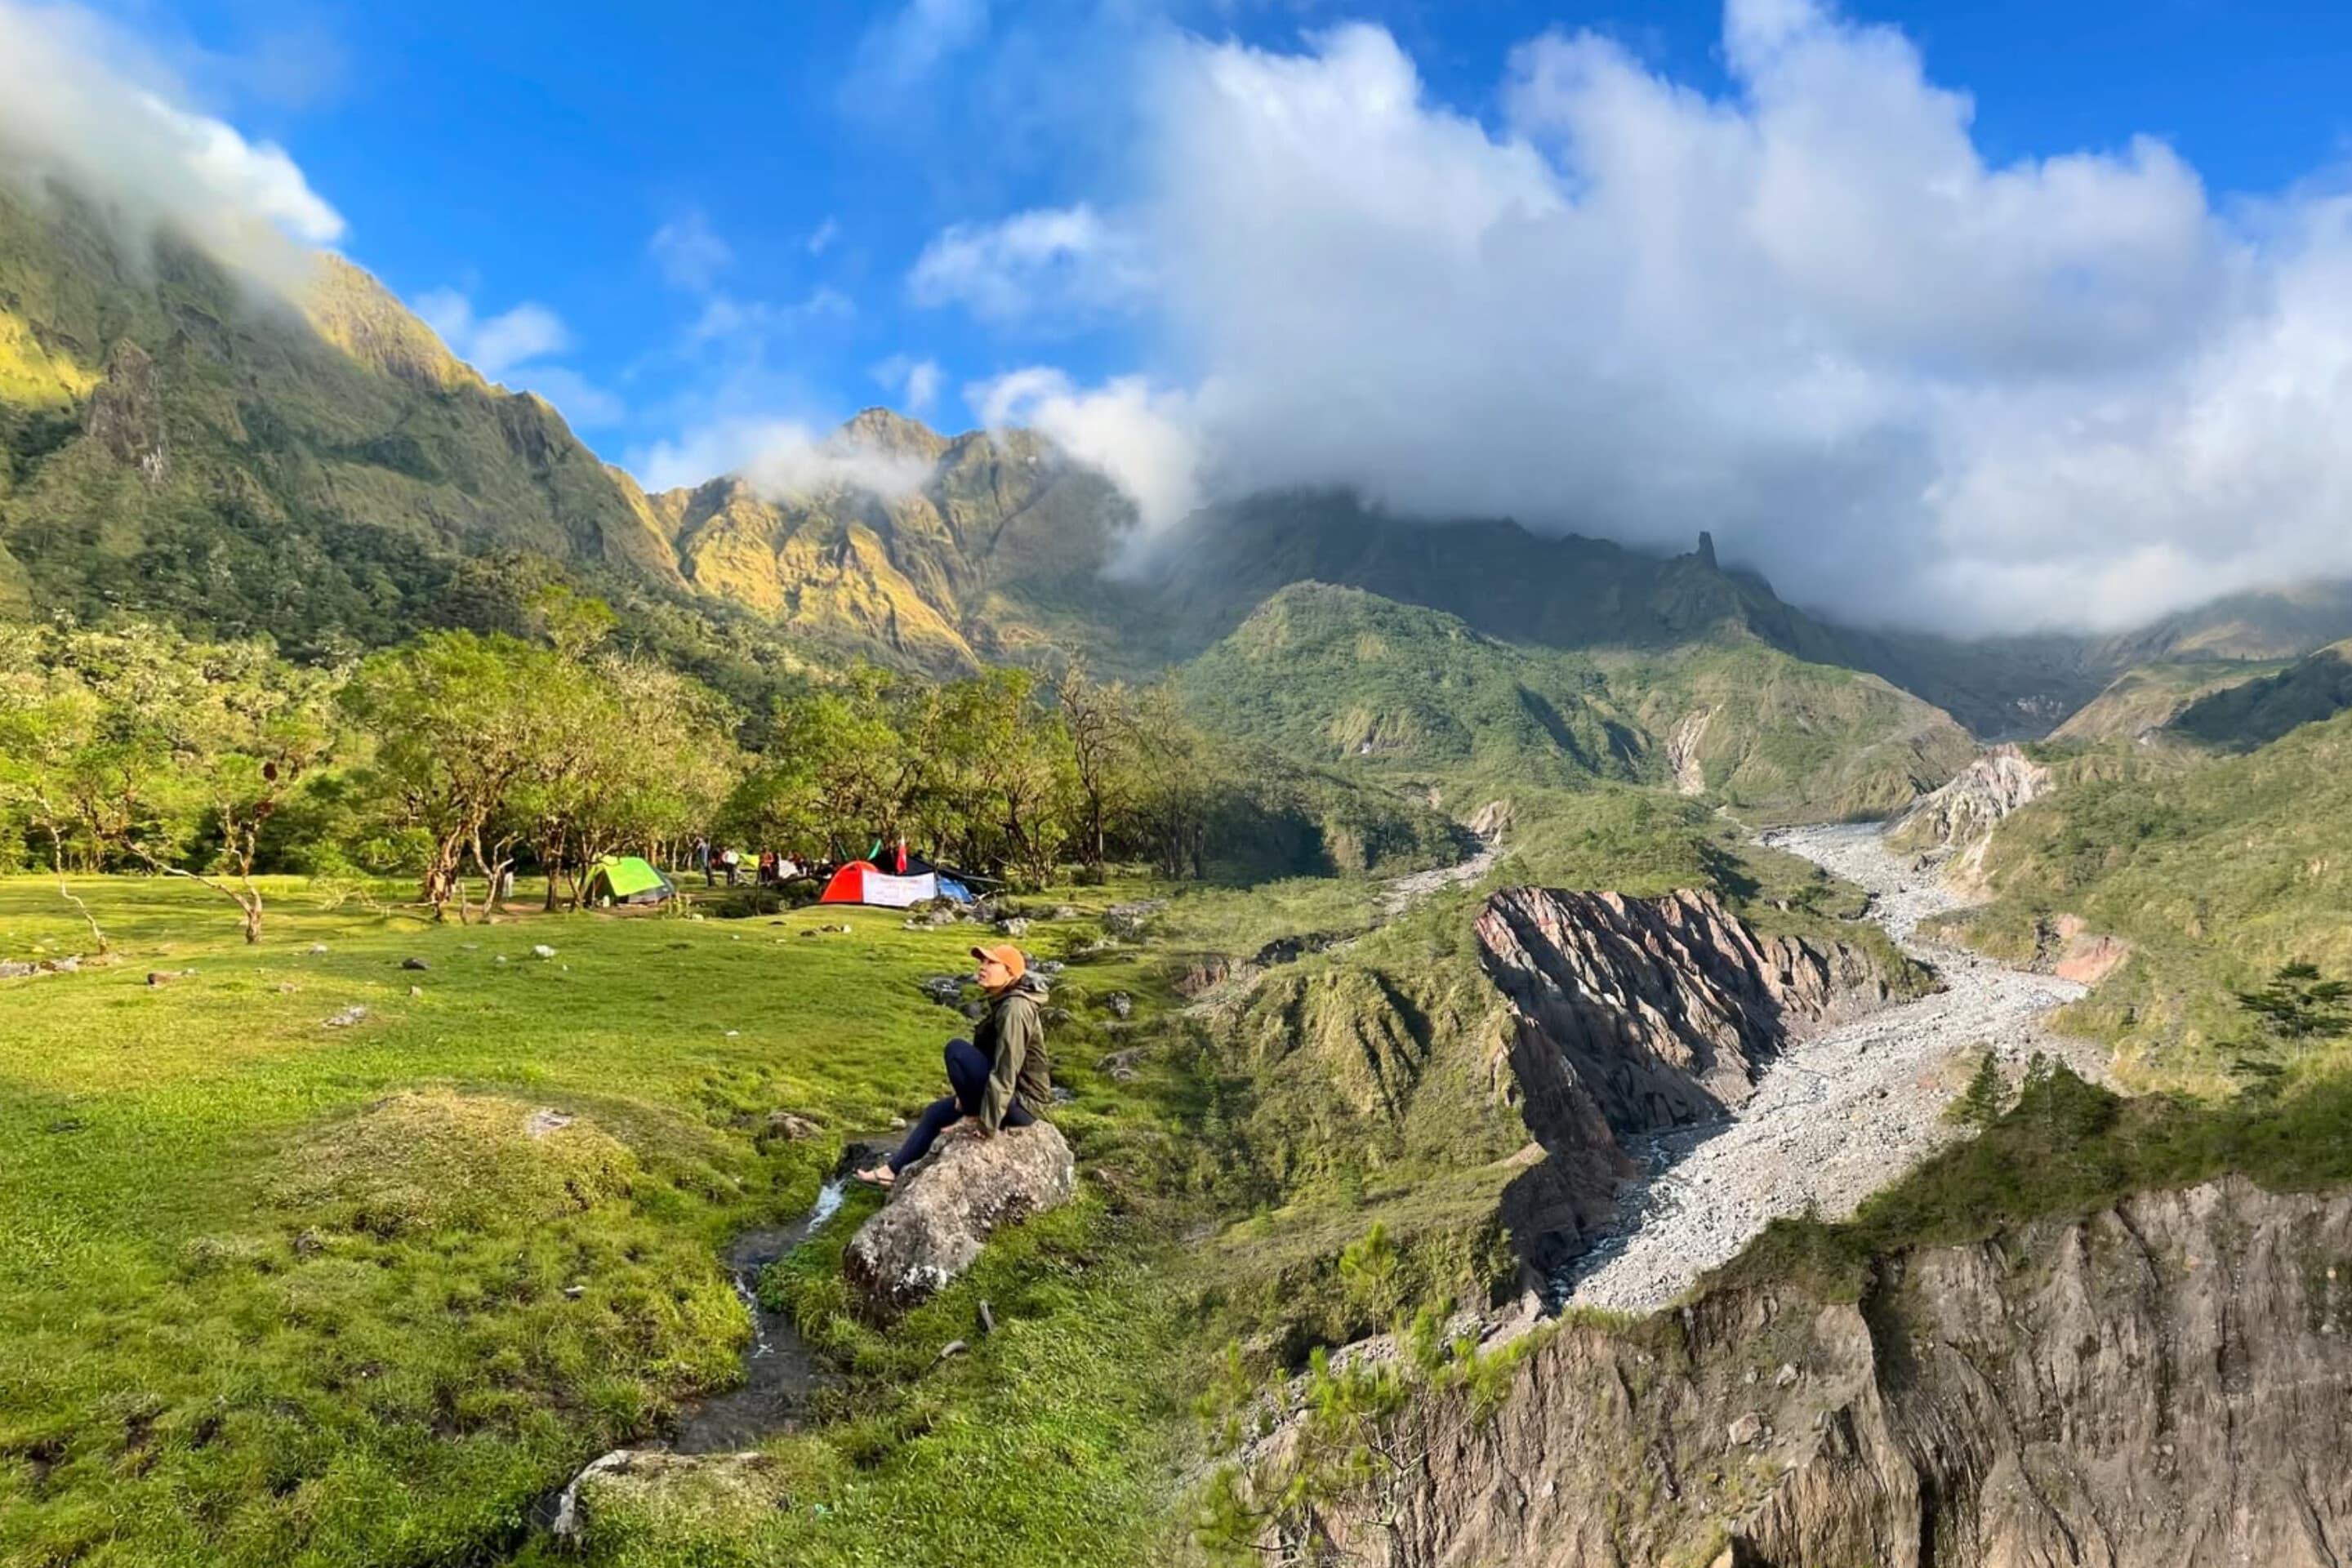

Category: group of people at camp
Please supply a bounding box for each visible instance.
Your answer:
[689,834,921,889]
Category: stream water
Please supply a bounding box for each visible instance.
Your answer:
[669,1178,847,1453]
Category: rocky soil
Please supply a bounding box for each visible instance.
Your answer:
[1557,822,2102,1314]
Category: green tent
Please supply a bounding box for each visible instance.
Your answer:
[584,855,675,906]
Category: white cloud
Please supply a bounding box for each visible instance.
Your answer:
[972,367,1200,563]
[913,2,2352,634]
[849,0,990,98]
[415,287,623,427]
[415,290,571,379]
[0,0,344,285]
[807,216,840,256]
[649,211,733,291]
[874,354,946,415]
[688,287,855,346]
[910,203,1150,325]
[630,416,935,500]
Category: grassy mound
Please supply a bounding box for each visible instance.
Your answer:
[276,1089,642,1236]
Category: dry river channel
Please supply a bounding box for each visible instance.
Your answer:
[1554,821,2108,1316]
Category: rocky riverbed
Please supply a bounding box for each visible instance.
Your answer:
[1556,821,2105,1314]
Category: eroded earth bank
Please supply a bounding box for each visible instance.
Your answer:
[1280,826,2352,1566]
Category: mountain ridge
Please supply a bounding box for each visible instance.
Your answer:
[7,174,2352,744]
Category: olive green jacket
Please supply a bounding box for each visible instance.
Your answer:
[976,973,1053,1132]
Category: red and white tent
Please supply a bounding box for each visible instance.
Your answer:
[816,860,939,908]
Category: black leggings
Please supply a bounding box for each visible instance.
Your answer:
[888,1038,1033,1172]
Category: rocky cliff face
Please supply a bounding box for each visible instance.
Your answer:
[1478,888,1908,1275]
[1316,1176,2352,1568]
[1889,743,2054,891]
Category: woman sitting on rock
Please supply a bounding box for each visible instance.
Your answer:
[856,943,1051,1189]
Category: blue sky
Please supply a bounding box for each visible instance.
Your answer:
[14,0,2352,631]
[102,0,2352,465]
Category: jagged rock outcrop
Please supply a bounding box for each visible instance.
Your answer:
[843,1121,1075,1315]
[1477,887,1909,1273]
[82,339,167,482]
[1478,887,1901,1130]
[1302,1176,2352,1567]
[1888,743,2053,888]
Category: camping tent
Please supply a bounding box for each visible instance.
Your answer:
[817,860,940,908]
[584,855,675,906]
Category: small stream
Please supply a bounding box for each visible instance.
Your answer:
[670,1178,846,1453]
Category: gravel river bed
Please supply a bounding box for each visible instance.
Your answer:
[1555,822,2106,1315]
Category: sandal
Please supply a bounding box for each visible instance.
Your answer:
[852,1164,896,1189]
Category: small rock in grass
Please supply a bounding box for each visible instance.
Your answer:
[996,917,1030,938]
[400,957,429,971]
[1775,1363,1800,1388]
[564,1284,586,1300]
[322,1004,367,1028]
[724,1030,741,1038]
[523,1110,574,1138]
[308,943,329,956]
[761,1111,820,1143]
[532,944,556,960]
[1107,991,1132,1020]
[1727,1413,1765,1446]
[145,970,180,987]
[494,955,509,965]
[1049,906,1080,922]
[408,985,424,997]
[1050,1086,1076,1106]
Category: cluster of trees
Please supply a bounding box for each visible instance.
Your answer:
[719,661,1226,889]
[0,601,732,940]
[0,599,1441,945]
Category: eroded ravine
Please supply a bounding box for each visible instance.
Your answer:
[1553,821,2104,1313]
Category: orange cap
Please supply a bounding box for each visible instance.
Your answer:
[969,943,1027,982]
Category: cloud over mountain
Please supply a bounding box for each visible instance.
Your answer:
[917,0,2352,634]
[0,0,343,286]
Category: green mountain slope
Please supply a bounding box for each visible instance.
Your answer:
[1178,582,1973,822]
[1957,709,2352,1089]
[1176,582,1645,798]
[2045,659,2287,744]
[0,180,681,649]
[2167,639,2352,752]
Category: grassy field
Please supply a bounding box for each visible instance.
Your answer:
[0,788,1958,1568]
[0,871,1197,1568]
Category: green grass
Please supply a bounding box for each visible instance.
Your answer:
[1950,708,2352,1089]
[0,871,1192,1567]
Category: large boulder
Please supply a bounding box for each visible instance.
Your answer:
[844,1121,1076,1314]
